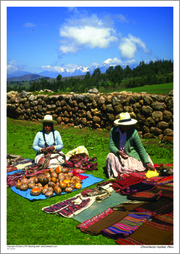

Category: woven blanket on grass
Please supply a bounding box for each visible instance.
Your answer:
[116,220,173,245]
[11,173,103,201]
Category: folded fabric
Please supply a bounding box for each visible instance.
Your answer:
[42,194,96,218]
[153,211,173,225]
[76,208,114,231]
[101,211,152,238]
[156,175,173,185]
[83,210,129,235]
[118,180,156,195]
[116,220,173,245]
[127,190,162,201]
[111,201,148,211]
[111,173,146,192]
[134,192,173,215]
[7,165,18,173]
[82,201,147,235]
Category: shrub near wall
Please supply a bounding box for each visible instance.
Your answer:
[7,90,173,140]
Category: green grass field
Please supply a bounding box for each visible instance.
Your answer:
[99,82,173,94]
[6,117,173,246]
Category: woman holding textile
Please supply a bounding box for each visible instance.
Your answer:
[106,112,154,178]
[32,115,64,165]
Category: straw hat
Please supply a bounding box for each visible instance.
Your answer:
[39,115,57,124]
[114,112,137,125]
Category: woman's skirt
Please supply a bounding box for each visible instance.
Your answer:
[106,153,154,178]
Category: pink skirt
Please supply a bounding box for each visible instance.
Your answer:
[106,153,154,178]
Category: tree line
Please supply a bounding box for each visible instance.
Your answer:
[7,59,173,93]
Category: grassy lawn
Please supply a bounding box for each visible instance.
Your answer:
[5,117,173,246]
[99,82,173,95]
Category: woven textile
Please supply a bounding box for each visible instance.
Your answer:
[81,201,147,235]
[42,194,96,218]
[101,211,152,238]
[76,208,114,231]
[111,173,156,195]
[110,172,146,195]
[82,210,129,235]
[134,193,173,216]
[127,190,162,201]
[156,175,173,185]
[116,220,173,245]
[153,211,173,225]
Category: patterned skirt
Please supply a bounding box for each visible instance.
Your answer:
[106,153,154,178]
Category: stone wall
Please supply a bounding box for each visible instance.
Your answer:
[7,90,173,139]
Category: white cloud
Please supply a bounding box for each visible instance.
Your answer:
[119,33,151,59]
[7,60,28,74]
[103,57,136,67]
[7,60,18,73]
[23,22,36,28]
[60,26,117,53]
[115,14,128,23]
[104,58,123,65]
[59,12,118,54]
[41,65,70,73]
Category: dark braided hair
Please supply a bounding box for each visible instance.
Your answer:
[42,123,56,147]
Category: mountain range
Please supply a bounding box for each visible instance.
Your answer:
[7,63,137,81]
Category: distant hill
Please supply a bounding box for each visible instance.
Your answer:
[7,74,49,82]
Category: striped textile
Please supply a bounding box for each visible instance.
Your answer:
[116,220,173,245]
[101,211,152,238]
[76,208,114,231]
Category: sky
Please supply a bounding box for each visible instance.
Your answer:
[4,1,177,76]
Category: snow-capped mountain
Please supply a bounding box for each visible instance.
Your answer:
[7,63,137,80]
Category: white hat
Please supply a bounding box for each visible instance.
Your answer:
[114,112,137,125]
[39,115,57,124]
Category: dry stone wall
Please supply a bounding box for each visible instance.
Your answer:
[7,90,173,139]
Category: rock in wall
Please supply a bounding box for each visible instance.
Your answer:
[7,90,173,140]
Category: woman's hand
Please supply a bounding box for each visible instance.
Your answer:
[41,148,48,154]
[146,162,155,171]
[47,146,55,152]
[117,150,129,159]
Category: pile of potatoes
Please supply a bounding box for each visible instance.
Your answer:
[15,166,82,197]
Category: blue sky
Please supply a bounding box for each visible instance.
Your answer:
[4,2,177,75]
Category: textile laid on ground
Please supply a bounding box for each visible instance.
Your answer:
[42,194,96,218]
[7,154,33,172]
[75,172,174,245]
[7,168,48,188]
[110,172,156,195]
[76,208,114,232]
[65,153,98,171]
[101,211,152,239]
[152,211,173,225]
[77,201,146,235]
[73,191,128,223]
[127,189,162,201]
[65,146,89,160]
[116,220,173,245]
[10,173,103,201]
[134,190,173,216]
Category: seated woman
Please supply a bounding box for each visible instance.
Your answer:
[32,115,64,166]
[106,112,154,178]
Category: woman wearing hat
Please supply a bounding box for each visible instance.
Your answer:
[106,112,154,178]
[32,115,64,164]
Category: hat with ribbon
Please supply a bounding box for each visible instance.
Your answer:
[114,112,137,125]
[39,115,57,124]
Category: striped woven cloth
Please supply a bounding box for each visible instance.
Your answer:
[101,211,152,238]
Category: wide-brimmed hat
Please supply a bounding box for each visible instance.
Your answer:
[114,112,137,125]
[39,115,57,124]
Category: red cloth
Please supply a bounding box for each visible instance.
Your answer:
[72,169,88,180]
